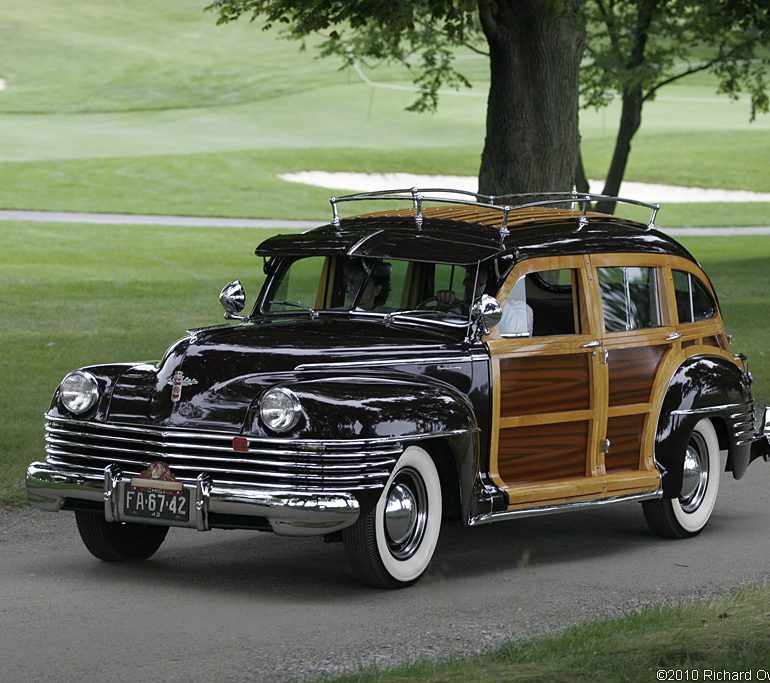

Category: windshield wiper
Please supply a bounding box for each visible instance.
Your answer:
[269,300,319,319]
[383,309,466,326]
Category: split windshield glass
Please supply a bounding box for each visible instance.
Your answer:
[261,255,486,324]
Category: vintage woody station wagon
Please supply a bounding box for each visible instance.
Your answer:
[26,189,770,588]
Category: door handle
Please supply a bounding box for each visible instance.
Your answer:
[666,332,683,341]
[582,340,603,348]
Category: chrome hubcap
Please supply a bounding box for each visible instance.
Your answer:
[384,468,428,560]
[679,433,709,513]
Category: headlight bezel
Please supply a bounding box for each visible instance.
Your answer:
[59,370,100,415]
[259,387,301,433]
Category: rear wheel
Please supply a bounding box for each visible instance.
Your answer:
[643,418,721,539]
[343,445,442,589]
[75,510,169,561]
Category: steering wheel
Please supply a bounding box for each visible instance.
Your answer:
[416,297,440,310]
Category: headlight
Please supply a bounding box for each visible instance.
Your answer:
[59,371,99,415]
[260,387,301,433]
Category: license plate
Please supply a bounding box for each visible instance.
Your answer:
[123,482,190,523]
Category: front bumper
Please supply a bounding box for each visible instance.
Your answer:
[26,461,361,536]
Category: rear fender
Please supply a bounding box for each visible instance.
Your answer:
[656,355,753,497]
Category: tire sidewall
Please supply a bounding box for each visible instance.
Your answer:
[374,445,442,583]
[671,418,720,533]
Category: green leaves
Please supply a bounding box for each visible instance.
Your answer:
[583,0,770,119]
[206,0,483,112]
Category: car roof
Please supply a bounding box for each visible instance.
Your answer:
[256,205,697,267]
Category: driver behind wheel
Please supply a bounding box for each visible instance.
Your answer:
[343,259,392,311]
[435,263,490,311]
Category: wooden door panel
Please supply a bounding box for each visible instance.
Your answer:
[605,413,646,471]
[497,420,590,484]
[607,345,667,406]
[499,354,591,416]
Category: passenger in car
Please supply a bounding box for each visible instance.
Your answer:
[499,277,533,337]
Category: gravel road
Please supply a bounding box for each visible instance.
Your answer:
[1,462,769,682]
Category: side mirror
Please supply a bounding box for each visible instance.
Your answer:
[219,280,246,319]
[470,294,502,335]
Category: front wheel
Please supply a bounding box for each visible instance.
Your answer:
[643,418,721,539]
[343,445,442,589]
[75,510,169,561]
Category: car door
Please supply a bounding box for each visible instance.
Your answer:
[485,255,608,508]
[587,253,679,495]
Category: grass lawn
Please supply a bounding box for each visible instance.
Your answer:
[323,586,770,682]
[0,0,768,225]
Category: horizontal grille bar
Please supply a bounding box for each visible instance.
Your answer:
[44,418,399,491]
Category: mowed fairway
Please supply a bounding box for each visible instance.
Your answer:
[0,0,769,224]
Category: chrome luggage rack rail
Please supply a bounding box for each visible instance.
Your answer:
[329,188,660,235]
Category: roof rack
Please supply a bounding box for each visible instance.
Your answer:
[328,188,661,237]
[488,191,660,231]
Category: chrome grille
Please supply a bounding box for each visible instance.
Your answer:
[44,417,399,491]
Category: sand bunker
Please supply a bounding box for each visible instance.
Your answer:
[279,171,770,204]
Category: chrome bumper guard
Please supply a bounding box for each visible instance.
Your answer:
[26,461,361,536]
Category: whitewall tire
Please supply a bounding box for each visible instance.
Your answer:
[343,445,442,588]
[643,418,721,539]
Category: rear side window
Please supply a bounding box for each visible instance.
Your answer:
[673,270,717,323]
[598,267,662,332]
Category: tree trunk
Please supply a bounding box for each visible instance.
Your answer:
[595,87,643,214]
[595,1,654,214]
[575,148,590,194]
[478,0,585,198]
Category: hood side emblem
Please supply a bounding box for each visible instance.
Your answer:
[167,370,198,403]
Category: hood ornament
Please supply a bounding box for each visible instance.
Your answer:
[166,370,198,402]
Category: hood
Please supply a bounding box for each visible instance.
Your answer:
[107,317,467,431]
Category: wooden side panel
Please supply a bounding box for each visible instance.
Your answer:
[608,346,666,406]
[498,421,589,484]
[500,354,590,417]
[605,414,646,471]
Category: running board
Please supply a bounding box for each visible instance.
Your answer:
[468,489,662,527]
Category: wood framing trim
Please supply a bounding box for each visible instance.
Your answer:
[485,251,732,510]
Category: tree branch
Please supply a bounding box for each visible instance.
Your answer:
[477,0,499,46]
[643,41,750,102]
[595,0,621,55]
[412,16,489,57]
[463,42,490,57]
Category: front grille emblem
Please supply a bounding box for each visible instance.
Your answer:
[166,371,198,403]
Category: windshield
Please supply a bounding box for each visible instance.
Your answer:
[260,256,491,324]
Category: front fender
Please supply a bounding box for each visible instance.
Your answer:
[282,376,477,441]
[257,375,480,522]
[656,355,753,497]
